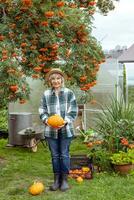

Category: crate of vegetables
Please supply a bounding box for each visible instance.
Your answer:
[70,154,93,170]
[70,154,93,181]
[69,167,93,181]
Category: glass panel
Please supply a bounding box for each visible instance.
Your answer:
[83,58,121,130]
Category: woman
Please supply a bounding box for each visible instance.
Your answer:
[39,68,78,191]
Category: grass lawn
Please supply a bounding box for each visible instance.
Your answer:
[0,137,134,200]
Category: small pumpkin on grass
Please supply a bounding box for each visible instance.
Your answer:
[47,114,65,128]
[29,181,45,195]
[76,176,83,183]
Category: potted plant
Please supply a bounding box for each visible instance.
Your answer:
[110,149,134,175]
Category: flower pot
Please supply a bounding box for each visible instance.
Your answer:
[113,164,134,175]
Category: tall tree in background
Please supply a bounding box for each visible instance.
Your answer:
[0,0,117,107]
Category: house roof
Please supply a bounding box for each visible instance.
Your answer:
[118,44,134,63]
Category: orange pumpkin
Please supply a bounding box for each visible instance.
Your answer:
[29,181,45,195]
[76,176,83,183]
[47,114,64,128]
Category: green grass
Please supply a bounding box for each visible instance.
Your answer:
[0,138,134,200]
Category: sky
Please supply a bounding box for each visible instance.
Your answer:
[92,0,134,50]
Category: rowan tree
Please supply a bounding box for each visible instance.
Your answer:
[0,0,117,107]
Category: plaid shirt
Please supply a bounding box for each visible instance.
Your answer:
[39,87,78,138]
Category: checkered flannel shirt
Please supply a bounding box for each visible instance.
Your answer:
[39,87,78,138]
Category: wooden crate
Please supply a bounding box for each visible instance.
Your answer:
[70,154,93,171]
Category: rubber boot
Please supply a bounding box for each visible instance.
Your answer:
[60,174,69,191]
[49,173,61,191]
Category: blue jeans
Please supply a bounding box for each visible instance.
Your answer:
[46,133,72,174]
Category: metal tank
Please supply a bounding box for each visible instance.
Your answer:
[8,112,32,146]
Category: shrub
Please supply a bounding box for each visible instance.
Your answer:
[0,108,8,131]
[95,96,134,153]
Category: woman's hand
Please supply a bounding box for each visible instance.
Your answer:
[44,119,50,127]
[56,121,67,129]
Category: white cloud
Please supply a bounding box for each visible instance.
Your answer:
[92,0,134,50]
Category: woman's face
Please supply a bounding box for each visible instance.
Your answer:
[50,73,62,89]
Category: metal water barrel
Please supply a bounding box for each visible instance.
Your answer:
[8,112,32,145]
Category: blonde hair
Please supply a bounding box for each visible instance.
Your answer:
[48,73,64,87]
